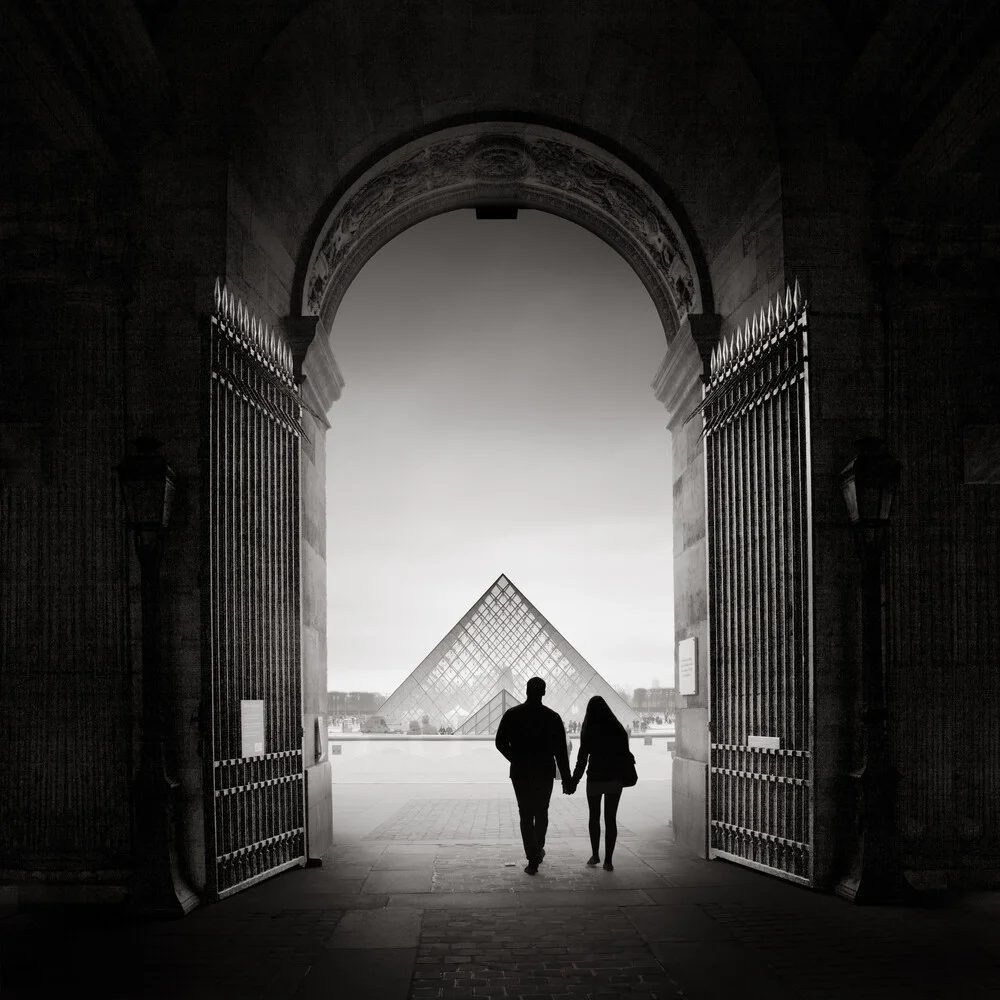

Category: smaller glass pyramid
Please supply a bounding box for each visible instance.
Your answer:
[373,574,639,735]
[455,689,521,735]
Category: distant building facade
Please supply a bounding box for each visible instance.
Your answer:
[327,691,384,717]
[632,688,678,716]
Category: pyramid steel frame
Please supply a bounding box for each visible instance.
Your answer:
[373,574,640,735]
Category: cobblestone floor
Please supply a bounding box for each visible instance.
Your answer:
[411,906,684,1000]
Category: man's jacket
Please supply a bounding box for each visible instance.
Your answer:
[494,701,571,782]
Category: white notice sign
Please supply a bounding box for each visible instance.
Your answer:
[241,699,265,757]
[678,637,698,696]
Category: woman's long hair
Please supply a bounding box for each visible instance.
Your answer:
[580,695,627,744]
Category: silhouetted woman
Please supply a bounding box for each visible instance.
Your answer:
[570,695,630,871]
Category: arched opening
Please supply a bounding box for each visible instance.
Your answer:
[206,118,721,899]
[322,208,678,845]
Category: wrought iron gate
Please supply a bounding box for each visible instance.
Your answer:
[204,280,306,898]
[701,281,815,885]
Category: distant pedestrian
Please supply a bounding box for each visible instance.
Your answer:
[568,695,631,871]
[494,677,574,875]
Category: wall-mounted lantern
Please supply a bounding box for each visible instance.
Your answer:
[118,436,195,917]
[837,437,910,905]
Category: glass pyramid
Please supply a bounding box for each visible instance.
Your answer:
[374,574,639,735]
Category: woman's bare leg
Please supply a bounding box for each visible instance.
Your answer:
[587,789,603,863]
[603,788,623,869]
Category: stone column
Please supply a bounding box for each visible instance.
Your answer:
[651,312,720,857]
[284,316,345,862]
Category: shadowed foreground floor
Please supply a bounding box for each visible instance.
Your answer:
[2,778,999,998]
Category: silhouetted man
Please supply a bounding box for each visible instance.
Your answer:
[494,676,573,874]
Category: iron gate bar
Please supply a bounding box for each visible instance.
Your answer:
[736,372,746,854]
[800,310,816,866]
[754,354,766,854]
[706,281,814,885]
[205,281,306,899]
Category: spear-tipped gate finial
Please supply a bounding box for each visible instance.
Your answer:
[212,282,295,380]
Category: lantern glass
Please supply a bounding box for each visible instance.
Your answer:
[879,488,894,521]
[840,437,900,527]
[841,475,860,525]
[859,484,884,524]
[124,477,167,528]
[118,437,176,533]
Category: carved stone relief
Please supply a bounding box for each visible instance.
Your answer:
[303,124,701,338]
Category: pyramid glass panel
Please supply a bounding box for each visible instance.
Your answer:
[373,574,640,735]
[455,689,521,735]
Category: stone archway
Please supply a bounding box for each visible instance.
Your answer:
[299,122,706,342]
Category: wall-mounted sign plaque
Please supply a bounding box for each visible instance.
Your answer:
[677,637,698,696]
[747,735,781,750]
[240,699,265,757]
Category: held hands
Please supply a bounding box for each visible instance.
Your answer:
[562,778,578,795]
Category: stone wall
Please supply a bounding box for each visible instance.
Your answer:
[652,321,711,857]
[883,221,1000,878]
[130,139,230,893]
[654,161,786,860]
[777,122,880,886]
[0,155,133,892]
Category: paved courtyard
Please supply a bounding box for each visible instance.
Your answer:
[2,741,999,998]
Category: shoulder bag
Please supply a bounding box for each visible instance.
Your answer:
[622,750,638,787]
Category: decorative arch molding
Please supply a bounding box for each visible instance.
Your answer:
[301,122,705,341]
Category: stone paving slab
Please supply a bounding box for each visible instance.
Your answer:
[623,903,739,943]
[363,869,435,893]
[518,889,656,909]
[374,853,439,870]
[297,947,417,1000]
[327,907,422,948]
[365,797,635,841]
[389,891,525,909]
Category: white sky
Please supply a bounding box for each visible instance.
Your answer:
[325,210,675,697]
